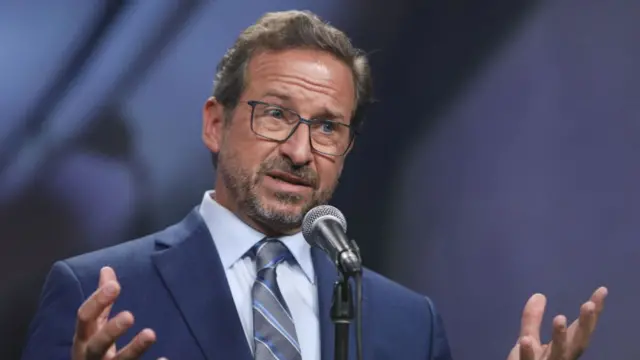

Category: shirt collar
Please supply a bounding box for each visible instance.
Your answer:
[198,190,315,284]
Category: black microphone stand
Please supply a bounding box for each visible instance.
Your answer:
[331,272,353,360]
[331,239,362,360]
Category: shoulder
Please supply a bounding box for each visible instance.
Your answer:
[361,267,437,325]
[62,209,200,285]
[362,267,431,308]
[63,232,157,274]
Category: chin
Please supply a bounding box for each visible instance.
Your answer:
[267,193,307,212]
[259,191,311,216]
[247,184,316,225]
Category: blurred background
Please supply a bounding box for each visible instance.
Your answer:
[1,0,639,359]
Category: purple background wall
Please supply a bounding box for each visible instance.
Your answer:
[389,2,640,359]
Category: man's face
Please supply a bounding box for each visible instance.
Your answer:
[203,48,356,234]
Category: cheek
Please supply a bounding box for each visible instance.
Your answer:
[225,123,274,170]
[316,158,343,187]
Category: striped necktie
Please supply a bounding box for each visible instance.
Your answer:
[252,239,302,360]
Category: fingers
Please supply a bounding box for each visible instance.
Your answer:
[541,344,549,353]
[520,293,547,342]
[573,287,608,348]
[114,328,157,360]
[590,286,608,315]
[565,301,596,359]
[75,279,121,342]
[518,336,536,360]
[582,286,608,337]
[98,267,118,324]
[512,287,608,360]
[84,311,135,359]
[99,266,117,289]
[563,286,608,359]
[74,266,159,360]
[548,315,568,359]
[579,301,597,334]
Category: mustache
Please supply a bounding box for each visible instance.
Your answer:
[259,157,318,188]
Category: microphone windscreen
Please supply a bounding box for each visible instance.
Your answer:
[302,205,348,242]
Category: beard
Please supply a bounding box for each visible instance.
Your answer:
[216,146,338,234]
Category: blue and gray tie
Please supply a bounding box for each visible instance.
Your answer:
[252,239,302,360]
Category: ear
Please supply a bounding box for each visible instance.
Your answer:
[202,97,225,154]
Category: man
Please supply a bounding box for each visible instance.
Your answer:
[21,10,607,360]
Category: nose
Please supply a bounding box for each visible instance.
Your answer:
[279,124,313,166]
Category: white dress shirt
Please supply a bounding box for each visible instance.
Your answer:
[199,191,320,360]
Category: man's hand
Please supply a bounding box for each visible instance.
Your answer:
[72,266,163,360]
[507,287,608,360]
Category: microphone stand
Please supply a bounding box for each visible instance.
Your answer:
[331,240,362,360]
[331,272,353,360]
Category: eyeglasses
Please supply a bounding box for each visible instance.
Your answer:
[247,100,356,156]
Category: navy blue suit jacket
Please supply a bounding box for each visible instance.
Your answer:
[22,208,452,360]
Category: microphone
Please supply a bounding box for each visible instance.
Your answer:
[303,205,364,360]
[302,205,362,275]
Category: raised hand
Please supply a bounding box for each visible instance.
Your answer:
[72,266,162,360]
[507,287,608,360]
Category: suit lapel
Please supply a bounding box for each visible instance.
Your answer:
[152,210,252,360]
[313,247,370,360]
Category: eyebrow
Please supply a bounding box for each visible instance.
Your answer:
[261,91,292,103]
[260,91,346,122]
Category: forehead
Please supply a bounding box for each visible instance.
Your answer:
[243,49,356,120]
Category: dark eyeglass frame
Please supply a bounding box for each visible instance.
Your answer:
[247,100,357,156]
